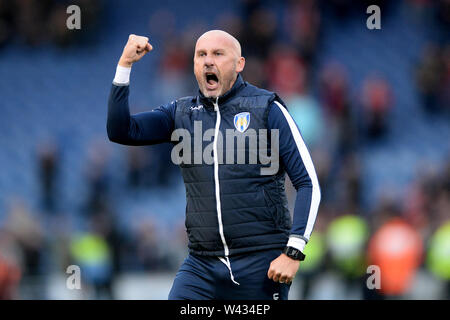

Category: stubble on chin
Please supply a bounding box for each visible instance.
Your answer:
[201,84,219,99]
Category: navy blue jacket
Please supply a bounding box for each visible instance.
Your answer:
[107,74,321,257]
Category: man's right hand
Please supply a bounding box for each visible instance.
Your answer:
[118,34,153,68]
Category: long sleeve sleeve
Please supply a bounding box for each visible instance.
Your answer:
[106,80,176,146]
[267,100,321,253]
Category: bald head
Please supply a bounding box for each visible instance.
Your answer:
[195,30,242,58]
[193,30,245,98]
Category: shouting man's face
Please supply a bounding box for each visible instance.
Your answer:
[194,30,245,99]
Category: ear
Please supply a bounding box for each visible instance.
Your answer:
[236,56,245,73]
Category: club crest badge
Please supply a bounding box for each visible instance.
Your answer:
[234,112,250,133]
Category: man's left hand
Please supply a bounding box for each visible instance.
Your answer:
[267,253,300,284]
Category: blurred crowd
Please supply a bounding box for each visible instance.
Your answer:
[0,0,449,299]
[0,0,102,48]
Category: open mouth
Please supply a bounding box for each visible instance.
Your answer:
[205,72,219,90]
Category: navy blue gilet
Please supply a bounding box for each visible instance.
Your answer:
[173,74,291,256]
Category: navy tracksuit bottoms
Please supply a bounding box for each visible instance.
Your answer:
[168,248,291,300]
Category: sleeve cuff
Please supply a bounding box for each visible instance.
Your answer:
[286,236,306,253]
[113,65,131,85]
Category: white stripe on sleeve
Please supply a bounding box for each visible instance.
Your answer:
[274,101,321,243]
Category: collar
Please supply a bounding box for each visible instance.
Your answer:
[197,73,246,109]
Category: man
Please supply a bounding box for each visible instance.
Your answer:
[107,30,321,300]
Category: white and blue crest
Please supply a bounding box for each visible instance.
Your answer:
[234,112,250,133]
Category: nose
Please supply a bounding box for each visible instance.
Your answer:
[204,54,215,67]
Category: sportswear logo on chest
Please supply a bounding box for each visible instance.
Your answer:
[234,112,250,133]
[191,105,203,111]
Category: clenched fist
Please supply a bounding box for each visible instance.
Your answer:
[267,253,300,284]
[118,34,153,68]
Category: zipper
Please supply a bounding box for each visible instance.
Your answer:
[212,97,239,285]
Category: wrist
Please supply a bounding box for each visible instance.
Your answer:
[118,57,133,68]
[282,253,301,264]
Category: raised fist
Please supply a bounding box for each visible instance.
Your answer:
[118,34,153,67]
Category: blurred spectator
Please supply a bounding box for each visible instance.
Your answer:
[69,194,121,299]
[91,207,124,290]
[426,221,450,299]
[165,222,189,271]
[416,44,447,114]
[367,218,423,299]
[369,198,403,231]
[71,206,124,299]
[0,256,21,299]
[296,226,326,299]
[326,214,369,298]
[133,218,172,272]
[319,62,350,116]
[335,153,363,213]
[126,147,148,189]
[360,75,393,140]
[402,160,450,241]
[410,162,450,232]
[319,62,358,156]
[240,5,277,59]
[266,44,309,96]
[241,55,267,88]
[403,177,431,236]
[441,45,450,113]
[69,230,113,299]
[284,0,321,63]
[5,199,45,298]
[0,230,22,300]
[84,139,111,216]
[37,140,60,214]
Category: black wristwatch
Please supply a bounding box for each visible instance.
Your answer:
[283,246,306,261]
